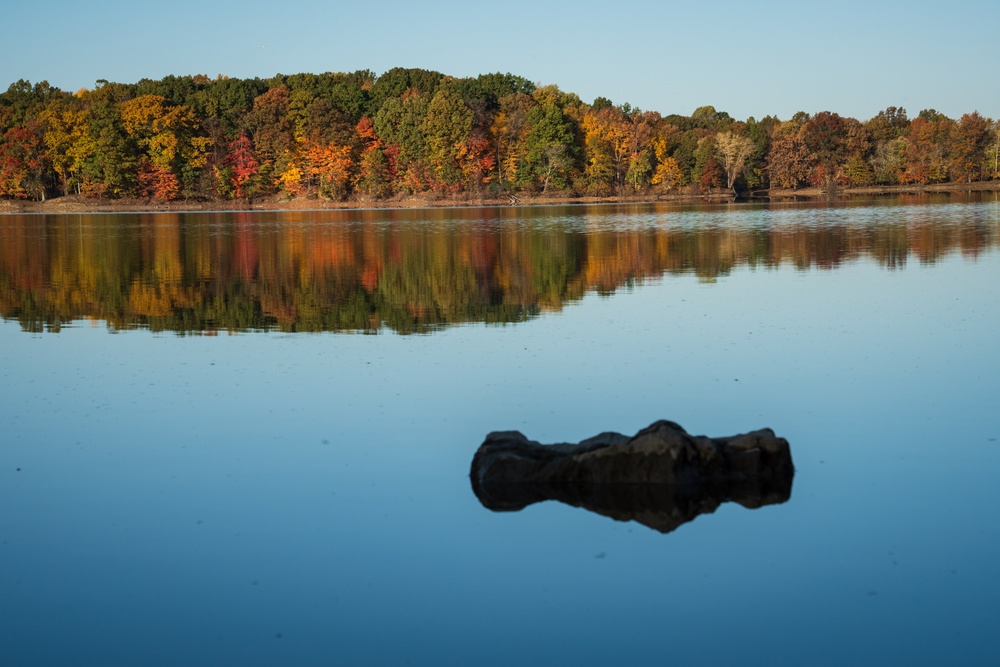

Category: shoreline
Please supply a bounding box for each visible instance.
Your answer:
[2,181,997,214]
[766,180,1000,199]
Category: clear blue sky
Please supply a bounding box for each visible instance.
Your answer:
[3,0,997,122]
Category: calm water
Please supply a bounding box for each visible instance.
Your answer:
[2,197,999,666]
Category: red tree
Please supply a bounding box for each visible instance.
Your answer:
[226,133,260,199]
[0,124,49,200]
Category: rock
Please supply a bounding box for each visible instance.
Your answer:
[470,420,794,534]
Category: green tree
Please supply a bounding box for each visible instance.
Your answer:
[374,91,431,192]
[455,72,534,112]
[0,79,67,126]
[986,119,1000,179]
[75,88,141,197]
[421,88,474,190]
[369,68,445,115]
[742,116,778,190]
[520,102,577,193]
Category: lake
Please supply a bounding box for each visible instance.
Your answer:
[2,196,998,666]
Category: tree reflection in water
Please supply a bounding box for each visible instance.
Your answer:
[1,199,995,334]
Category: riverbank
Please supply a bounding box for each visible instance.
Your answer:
[0,190,736,214]
[2,181,997,214]
[767,180,1000,199]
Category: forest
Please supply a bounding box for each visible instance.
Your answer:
[1,68,999,203]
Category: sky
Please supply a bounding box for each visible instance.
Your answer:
[3,0,998,122]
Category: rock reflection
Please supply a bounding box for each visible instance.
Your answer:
[470,421,794,534]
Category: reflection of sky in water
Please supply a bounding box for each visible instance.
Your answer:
[1,200,999,666]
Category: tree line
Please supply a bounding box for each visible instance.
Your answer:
[2,209,994,333]
[1,69,999,202]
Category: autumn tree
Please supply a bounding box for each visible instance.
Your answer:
[866,107,909,144]
[949,112,991,183]
[225,133,260,200]
[243,86,296,191]
[3,70,1000,204]
[768,122,813,189]
[0,123,49,199]
[693,136,724,189]
[869,137,906,185]
[119,94,210,199]
[72,87,140,197]
[421,87,474,191]
[582,106,630,194]
[37,97,87,195]
[714,130,754,189]
[646,121,684,191]
[802,112,846,188]
[491,93,535,188]
[623,110,658,192]
[354,116,393,199]
[302,141,353,200]
[840,118,873,186]
[650,136,683,191]
[374,90,430,192]
[901,113,954,184]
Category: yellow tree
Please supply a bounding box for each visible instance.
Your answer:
[37,98,87,195]
[714,130,754,189]
[421,87,473,191]
[582,107,630,194]
[490,93,535,187]
[650,137,683,191]
[119,94,210,199]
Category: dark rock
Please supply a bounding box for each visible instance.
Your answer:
[470,420,794,534]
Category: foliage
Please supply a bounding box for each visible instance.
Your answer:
[0,123,49,199]
[715,131,754,189]
[1,73,997,203]
[226,133,260,199]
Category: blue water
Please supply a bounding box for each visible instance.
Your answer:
[2,199,999,666]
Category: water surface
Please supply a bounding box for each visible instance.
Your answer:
[2,198,998,666]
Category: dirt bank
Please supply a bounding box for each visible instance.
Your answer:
[2,181,996,214]
[768,180,1000,199]
[0,190,736,215]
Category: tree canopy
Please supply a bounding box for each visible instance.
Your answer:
[2,71,997,203]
